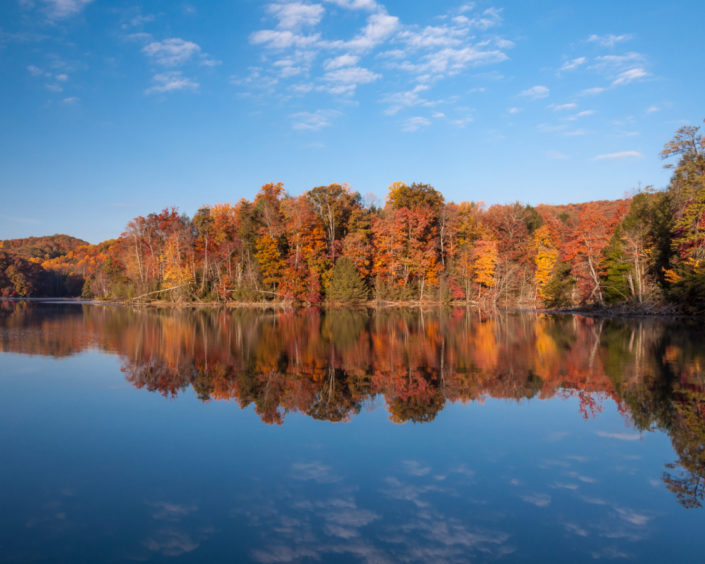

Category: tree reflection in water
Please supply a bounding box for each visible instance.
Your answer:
[2,301,704,508]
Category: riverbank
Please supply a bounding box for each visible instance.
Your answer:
[2,296,700,317]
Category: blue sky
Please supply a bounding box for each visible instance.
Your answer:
[1,0,703,243]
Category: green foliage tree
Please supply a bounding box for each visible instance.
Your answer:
[542,262,575,308]
[387,181,444,216]
[326,257,369,302]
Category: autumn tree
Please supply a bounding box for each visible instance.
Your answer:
[373,182,443,300]
[253,183,287,297]
[563,204,626,304]
[305,183,360,260]
[533,224,559,303]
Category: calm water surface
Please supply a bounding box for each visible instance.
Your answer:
[1,302,704,562]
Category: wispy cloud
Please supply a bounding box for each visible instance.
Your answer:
[383,84,431,115]
[324,0,380,11]
[587,33,633,48]
[321,65,380,94]
[612,67,647,86]
[250,29,321,49]
[342,12,400,51]
[551,102,577,111]
[324,54,360,70]
[291,109,341,130]
[519,85,549,99]
[402,116,431,132]
[560,57,586,71]
[396,46,508,82]
[27,64,74,94]
[579,86,606,96]
[594,151,643,161]
[145,71,198,94]
[143,38,201,66]
[589,52,648,88]
[268,2,325,30]
[41,0,93,20]
[243,0,512,121]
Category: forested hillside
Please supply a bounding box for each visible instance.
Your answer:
[0,234,87,260]
[0,235,87,297]
[2,123,703,311]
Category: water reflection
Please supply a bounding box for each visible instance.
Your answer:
[1,301,704,510]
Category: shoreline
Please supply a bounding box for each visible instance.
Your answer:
[1,296,698,317]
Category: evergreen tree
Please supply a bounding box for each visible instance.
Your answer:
[327,257,369,302]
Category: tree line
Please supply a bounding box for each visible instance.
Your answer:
[1,122,703,311]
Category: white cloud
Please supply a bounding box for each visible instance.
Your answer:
[27,65,44,77]
[146,71,198,94]
[551,103,577,111]
[402,116,431,132]
[250,29,320,49]
[62,96,79,104]
[322,65,380,94]
[41,0,93,20]
[579,87,606,96]
[324,0,379,11]
[291,109,341,130]
[124,14,155,28]
[245,1,512,114]
[344,12,399,51]
[398,25,468,49]
[143,38,201,66]
[268,2,325,30]
[646,105,660,114]
[55,73,68,81]
[587,33,633,48]
[465,7,503,30]
[449,114,474,127]
[519,85,549,99]
[383,84,430,115]
[612,67,647,86]
[400,46,508,80]
[560,57,586,71]
[324,54,360,70]
[574,110,595,117]
[594,151,643,161]
[593,52,643,68]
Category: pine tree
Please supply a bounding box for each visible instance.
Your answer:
[327,257,369,303]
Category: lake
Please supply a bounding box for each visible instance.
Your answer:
[1,301,704,562]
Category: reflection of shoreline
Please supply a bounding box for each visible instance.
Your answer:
[2,297,693,318]
[2,302,705,507]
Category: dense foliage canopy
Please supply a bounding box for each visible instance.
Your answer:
[2,122,704,311]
